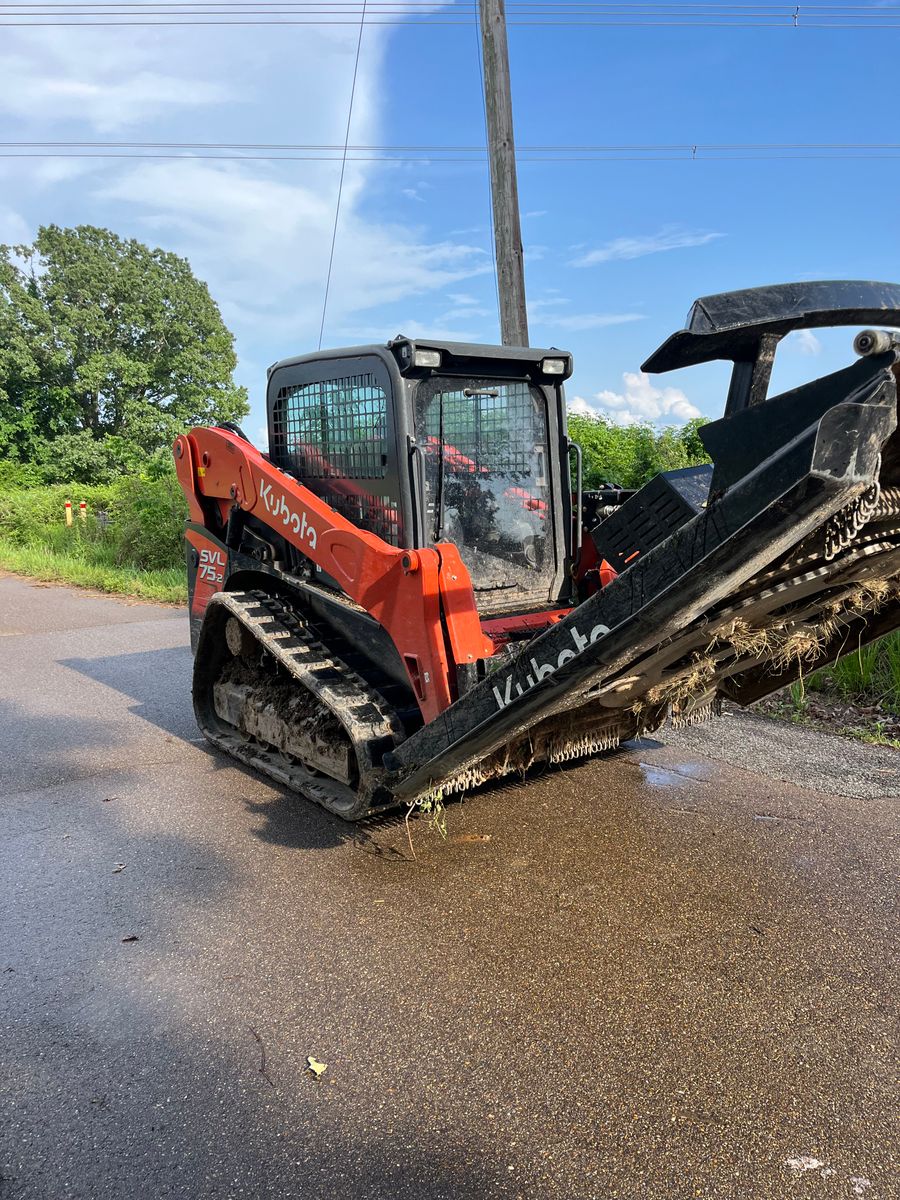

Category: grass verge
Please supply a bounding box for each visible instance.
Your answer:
[0,539,185,604]
[753,642,900,749]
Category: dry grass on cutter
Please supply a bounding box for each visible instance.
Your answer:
[644,653,718,709]
[844,579,894,614]
[709,617,771,660]
[715,580,899,679]
[769,626,825,673]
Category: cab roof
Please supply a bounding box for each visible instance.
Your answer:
[268,336,574,381]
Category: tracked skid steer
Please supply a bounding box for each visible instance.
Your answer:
[174,281,900,818]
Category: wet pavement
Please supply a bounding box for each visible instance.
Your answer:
[0,575,897,1200]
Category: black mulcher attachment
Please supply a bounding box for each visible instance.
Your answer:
[390,282,900,800]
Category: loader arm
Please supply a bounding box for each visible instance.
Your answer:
[174,424,492,722]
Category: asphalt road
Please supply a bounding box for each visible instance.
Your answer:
[1,574,897,1200]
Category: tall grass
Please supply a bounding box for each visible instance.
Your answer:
[807,633,900,713]
[0,475,187,604]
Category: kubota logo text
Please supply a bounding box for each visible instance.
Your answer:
[491,622,610,710]
[258,479,318,549]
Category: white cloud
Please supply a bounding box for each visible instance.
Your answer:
[345,288,496,344]
[551,313,645,333]
[527,296,571,319]
[0,15,491,350]
[570,371,702,425]
[571,226,724,267]
[351,318,484,344]
[786,328,823,355]
[524,210,547,219]
[0,31,235,131]
[400,180,433,203]
[567,396,602,419]
[20,158,96,188]
[101,160,489,344]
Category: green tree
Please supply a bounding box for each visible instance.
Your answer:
[0,224,248,472]
[567,411,711,489]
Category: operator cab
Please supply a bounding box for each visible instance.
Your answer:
[266,338,576,615]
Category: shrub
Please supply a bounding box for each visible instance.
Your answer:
[808,634,900,714]
[107,472,188,570]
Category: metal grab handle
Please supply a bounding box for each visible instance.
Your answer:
[567,440,583,567]
[408,438,428,546]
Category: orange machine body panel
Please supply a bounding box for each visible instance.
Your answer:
[175,427,499,722]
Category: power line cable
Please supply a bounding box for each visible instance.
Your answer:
[6,19,900,25]
[7,19,900,25]
[318,0,366,350]
[5,2,900,23]
[3,142,900,160]
[3,2,897,6]
[4,152,900,159]
[5,140,900,150]
[4,2,898,8]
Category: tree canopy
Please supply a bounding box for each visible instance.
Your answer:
[567,411,710,489]
[0,224,249,481]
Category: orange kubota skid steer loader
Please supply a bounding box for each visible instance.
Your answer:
[174,281,900,819]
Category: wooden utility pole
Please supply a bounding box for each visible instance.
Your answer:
[479,0,529,346]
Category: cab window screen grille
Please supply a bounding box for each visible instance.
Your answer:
[272,373,388,480]
[423,381,539,476]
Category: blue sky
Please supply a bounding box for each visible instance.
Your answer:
[2,6,898,442]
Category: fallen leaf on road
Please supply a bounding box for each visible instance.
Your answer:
[102,797,118,803]
[112,863,126,874]
[306,1056,328,1078]
[121,935,139,943]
